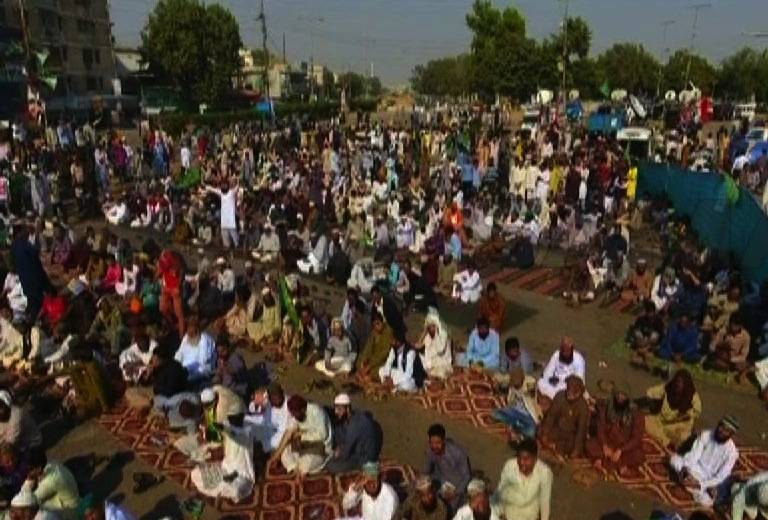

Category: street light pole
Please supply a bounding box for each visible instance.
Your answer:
[684,3,711,87]
[656,20,675,98]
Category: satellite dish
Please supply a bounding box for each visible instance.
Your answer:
[630,95,647,119]
[664,90,677,102]
[611,89,628,102]
[569,89,580,101]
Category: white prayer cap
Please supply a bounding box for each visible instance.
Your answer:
[0,390,11,408]
[215,257,226,266]
[200,388,216,404]
[11,480,38,508]
[467,478,487,496]
[333,393,351,406]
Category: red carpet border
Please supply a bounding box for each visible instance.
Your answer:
[96,402,415,519]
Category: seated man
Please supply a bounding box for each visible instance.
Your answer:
[620,258,653,307]
[491,439,552,520]
[731,471,768,520]
[539,375,589,460]
[211,337,248,399]
[251,223,280,264]
[585,382,645,477]
[498,337,534,379]
[326,393,382,474]
[706,314,750,379]
[342,461,399,520]
[424,423,471,510]
[25,449,80,519]
[356,313,394,384]
[273,395,333,476]
[437,255,457,297]
[536,337,586,402]
[492,367,541,442]
[670,416,740,507]
[627,300,664,369]
[119,325,157,385]
[459,317,500,371]
[175,314,217,388]
[659,312,701,364]
[191,409,256,503]
[246,382,290,454]
[379,334,426,393]
[401,475,449,520]
[477,283,506,333]
[0,390,42,453]
[455,479,499,520]
[199,385,244,443]
[452,261,482,304]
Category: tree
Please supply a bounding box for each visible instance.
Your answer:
[595,43,660,96]
[663,50,717,94]
[549,16,592,62]
[140,0,242,104]
[465,0,539,100]
[337,72,383,99]
[717,48,768,103]
[410,54,471,97]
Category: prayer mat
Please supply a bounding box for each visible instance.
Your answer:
[366,368,768,514]
[96,402,415,519]
[481,265,637,315]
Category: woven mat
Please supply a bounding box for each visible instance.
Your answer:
[96,402,415,520]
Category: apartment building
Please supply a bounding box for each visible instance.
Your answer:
[0,0,116,97]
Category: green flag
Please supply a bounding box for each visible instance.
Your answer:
[41,73,57,91]
[600,81,611,99]
[278,274,299,329]
[35,49,49,66]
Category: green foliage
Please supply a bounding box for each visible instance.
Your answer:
[157,100,380,136]
[140,0,242,104]
[466,0,539,100]
[337,72,383,99]
[663,50,717,93]
[411,54,472,97]
[716,48,768,103]
[595,43,660,96]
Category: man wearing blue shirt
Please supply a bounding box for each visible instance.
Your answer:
[460,317,500,370]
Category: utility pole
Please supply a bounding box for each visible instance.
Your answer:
[282,32,286,64]
[559,0,569,116]
[684,3,711,87]
[17,0,33,95]
[656,19,675,98]
[257,0,270,100]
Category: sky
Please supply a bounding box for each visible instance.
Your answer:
[111,0,768,86]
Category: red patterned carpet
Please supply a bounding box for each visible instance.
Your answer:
[370,368,768,513]
[96,402,415,520]
[483,266,635,313]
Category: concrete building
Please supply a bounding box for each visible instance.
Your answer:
[0,0,116,97]
[236,48,288,99]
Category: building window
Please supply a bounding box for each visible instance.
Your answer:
[86,76,97,91]
[98,77,103,90]
[82,48,93,69]
[61,45,67,61]
[94,49,100,64]
[77,19,95,33]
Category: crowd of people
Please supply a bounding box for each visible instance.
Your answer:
[0,106,766,520]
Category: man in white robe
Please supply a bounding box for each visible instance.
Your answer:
[418,308,452,380]
[670,416,740,507]
[273,395,332,476]
[492,439,552,520]
[191,410,256,503]
[536,337,586,401]
[245,382,290,453]
[342,462,399,520]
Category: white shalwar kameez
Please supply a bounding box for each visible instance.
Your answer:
[280,403,333,475]
[670,429,739,507]
[536,351,586,400]
[191,423,257,502]
[342,482,399,520]
[420,310,452,380]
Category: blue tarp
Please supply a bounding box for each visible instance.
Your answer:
[637,162,768,285]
